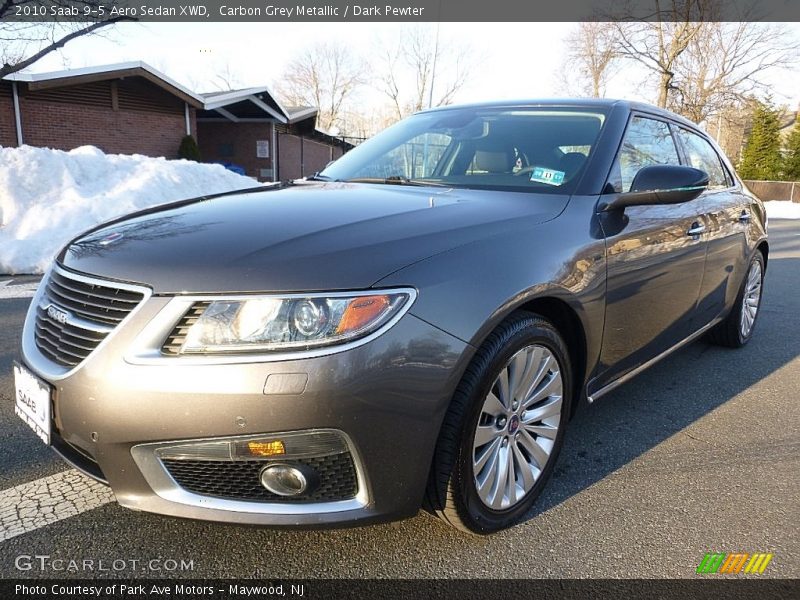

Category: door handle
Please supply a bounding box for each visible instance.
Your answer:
[687,221,706,236]
[739,210,751,222]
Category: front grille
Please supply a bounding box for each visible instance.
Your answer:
[161,453,358,503]
[34,267,146,367]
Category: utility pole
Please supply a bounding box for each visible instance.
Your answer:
[428,23,440,109]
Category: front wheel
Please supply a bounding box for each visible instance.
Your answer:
[708,251,765,348]
[425,313,571,534]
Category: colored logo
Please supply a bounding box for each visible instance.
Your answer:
[697,552,774,575]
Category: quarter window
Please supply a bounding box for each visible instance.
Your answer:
[676,128,730,189]
[610,116,681,193]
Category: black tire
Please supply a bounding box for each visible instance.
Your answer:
[425,312,572,534]
[707,251,765,348]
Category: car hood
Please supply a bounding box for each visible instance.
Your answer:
[58,182,569,293]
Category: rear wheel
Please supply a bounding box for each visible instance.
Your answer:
[708,252,765,348]
[425,313,571,534]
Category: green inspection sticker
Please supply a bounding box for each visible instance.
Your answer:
[530,166,565,186]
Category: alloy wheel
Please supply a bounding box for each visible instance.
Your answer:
[740,259,762,338]
[472,344,563,510]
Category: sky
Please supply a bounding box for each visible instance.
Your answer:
[23,22,800,120]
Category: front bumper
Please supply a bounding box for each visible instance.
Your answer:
[20,272,471,527]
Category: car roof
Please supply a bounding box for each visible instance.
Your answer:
[417,98,703,132]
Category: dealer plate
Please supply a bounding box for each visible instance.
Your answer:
[13,361,52,445]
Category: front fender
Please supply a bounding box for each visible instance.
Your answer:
[374,196,607,389]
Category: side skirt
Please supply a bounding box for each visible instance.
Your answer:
[586,317,722,404]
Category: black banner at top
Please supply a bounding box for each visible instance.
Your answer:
[3,0,800,23]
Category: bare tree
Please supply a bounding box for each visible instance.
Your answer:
[560,22,620,97]
[669,22,799,124]
[711,100,757,165]
[0,2,133,78]
[211,60,244,92]
[336,107,396,141]
[612,0,711,108]
[276,42,365,133]
[375,25,471,121]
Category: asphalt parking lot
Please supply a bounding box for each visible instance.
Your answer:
[0,220,797,579]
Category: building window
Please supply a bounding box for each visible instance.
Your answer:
[218,143,234,158]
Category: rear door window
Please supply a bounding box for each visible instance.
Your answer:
[676,128,731,189]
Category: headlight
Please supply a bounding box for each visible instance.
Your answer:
[175,289,415,354]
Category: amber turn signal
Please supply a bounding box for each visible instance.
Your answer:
[336,295,391,334]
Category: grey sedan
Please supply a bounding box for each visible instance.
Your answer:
[14,99,767,533]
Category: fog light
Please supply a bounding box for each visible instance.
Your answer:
[260,464,311,496]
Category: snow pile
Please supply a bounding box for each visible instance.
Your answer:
[0,145,259,274]
[764,200,800,220]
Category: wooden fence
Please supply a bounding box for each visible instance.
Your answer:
[742,180,800,202]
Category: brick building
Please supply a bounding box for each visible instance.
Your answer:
[0,83,15,148]
[1,62,201,158]
[197,88,350,182]
[1,62,351,182]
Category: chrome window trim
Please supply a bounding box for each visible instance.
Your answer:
[22,264,153,381]
[130,429,370,515]
[125,287,418,366]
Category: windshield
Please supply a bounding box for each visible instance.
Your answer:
[320,106,608,194]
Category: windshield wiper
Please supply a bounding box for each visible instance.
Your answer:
[304,173,334,182]
[344,176,448,187]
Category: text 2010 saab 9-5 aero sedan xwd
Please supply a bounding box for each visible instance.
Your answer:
[15,99,766,533]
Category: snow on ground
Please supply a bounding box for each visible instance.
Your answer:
[764,200,800,220]
[0,145,259,274]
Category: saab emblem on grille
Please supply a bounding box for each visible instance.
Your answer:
[47,305,70,324]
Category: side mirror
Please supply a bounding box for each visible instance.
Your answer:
[601,165,709,211]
